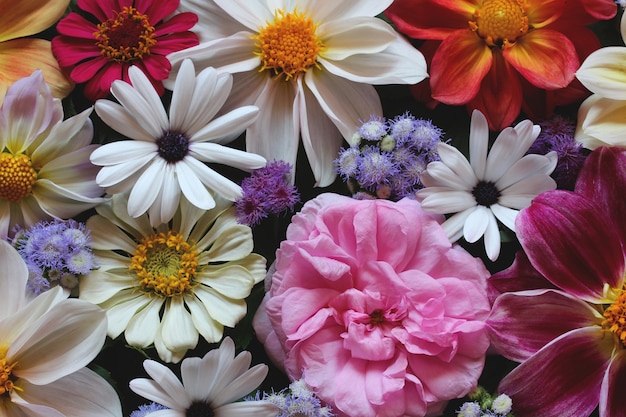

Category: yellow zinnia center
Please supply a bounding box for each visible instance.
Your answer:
[254,9,324,80]
[0,347,19,398]
[130,231,199,297]
[603,287,626,345]
[469,0,529,48]
[0,153,37,202]
[95,6,157,62]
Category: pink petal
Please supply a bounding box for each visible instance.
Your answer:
[517,190,624,301]
[153,12,198,37]
[600,350,626,417]
[52,38,102,68]
[575,146,626,249]
[55,13,98,39]
[487,289,601,362]
[499,326,613,417]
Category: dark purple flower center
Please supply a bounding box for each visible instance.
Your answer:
[472,181,500,206]
[157,131,190,163]
[186,401,214,417]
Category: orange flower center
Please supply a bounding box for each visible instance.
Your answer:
[130,231,199,298]
[603,287,626,346]
[0,153,37,202]
[254,9,324,80]
[0,347,19,398]
[469,0,529,48]
[95,6,157,62]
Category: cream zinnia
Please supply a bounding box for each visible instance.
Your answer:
[167,0,428,186]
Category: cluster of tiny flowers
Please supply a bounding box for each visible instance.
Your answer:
[235,160,300,227]
[11,219,97,296]
[457,387,514,417]
[526,114,588,190]
[129,402,169,417]
[246,379,335,417]
[334,113,444,200]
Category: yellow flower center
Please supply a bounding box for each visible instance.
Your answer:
[0,347,20,398]
[94,6,157,62]
[130,231,199,298]
[469,0,529,48]
[0,153,37,202]
[254,9,324,80]
[603,287,626,345]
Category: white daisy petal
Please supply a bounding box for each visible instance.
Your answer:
[176,159,217,210]
[495,153,557,190]
[186,299,224,344]
[483,211,502,262]
[184,155,243,202]
[127,66,170,129]
[143,359,190,406]
[302,0,392,22]
[190,105,259,143]
[169,58,198,132]
[125,298,163,348]
[212,0,270,31]
[195,286,247,327]
[318,17,396,60]
[160,298,199,354]
[490,203,519,232]
[95,100,155,141]
[189,142,266,170]
[109,79,168,138]
[418,189,477,213]
[90,141,157,166]
[127,159,167,218]
[469,109,489,179]
[463,205,491,244]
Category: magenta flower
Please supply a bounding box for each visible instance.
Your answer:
[254,193,491,417]
[487,146,626,417]
[51,0,198,101]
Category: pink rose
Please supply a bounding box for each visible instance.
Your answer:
[254,193,491,417]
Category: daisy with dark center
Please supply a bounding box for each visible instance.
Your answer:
[51,0,199,101]
[90,58,266,226]
[79,193,267,363]
[416,110,558,261]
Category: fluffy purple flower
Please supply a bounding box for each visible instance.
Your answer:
[235,161,300,227]
[129,402,169,417]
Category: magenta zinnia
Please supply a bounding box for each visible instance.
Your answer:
[487,146,626,417]
[51,0,199,101]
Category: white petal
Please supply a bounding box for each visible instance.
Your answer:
[130,377,187,411]
[102,293,149,339]
[198,266,254,299]
[127,66,170,129]
[176,0,248,42]
[495,153,557,190]
[575,94,626,149]
[143,359,190,406]
[110,77,168,138]
[418,188,477,213]
[31,108,93,165]
[78,270,132,305]
[212,0,270,31]
[17,368,122,417]
[125,298,163,348]
[304,69,381,141]
[94,153,155,188]
[194,286,247,327]
[169,59,199,132]
[319,35,427,85]
[215,401,278,417]
[0,240,27,318]
[190,106,259,143]
[469,109,489,179]
[434,143,479,188]
[127,159,168,218]
[302,0,392,22]
[186,299,224,344]
[212,364,269,406]
[95,100,155,141]
[160,298,199,353]
[176,160,217,209]
[483,127,524,182]
[189,142,266,170]
[483,211,502,261]
[462,205,490,244]
[498,174,557,209]
[147,163,181,226]
[183,155,243,202]
[490,204,519,232]
[318,17,395,60]
[577,46,626,100]
[298,78,342,186]
[89,141,157,166]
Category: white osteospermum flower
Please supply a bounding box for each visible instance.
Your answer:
[0,240,121,417]
[416,110,557,261]
[0,70,106,238]
[91,58,266,227]
[79,193,266,363]
[575,12,626,149]
[130,337,278,417]
[168,0,428,187]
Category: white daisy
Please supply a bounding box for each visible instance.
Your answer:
[416,110,558,261]
[129,337,278,417]
[167,0,428,187]
[79,193,266,363]
[0,70,106,238]
[0,240,121,417]
[91,58,266,227]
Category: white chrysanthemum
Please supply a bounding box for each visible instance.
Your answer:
[0,70,106,238]
[91,58,266,227]
[575,12,626,149]
[416,110,557,261]
[130,337,278,417]
[79,193,266,363]
[167,0,428,187]
[0,240,121,417]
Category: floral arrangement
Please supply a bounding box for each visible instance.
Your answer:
[1,1,625,417]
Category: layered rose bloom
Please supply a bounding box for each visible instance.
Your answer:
[487,146,626,417]
[385,0,616,130]
[254,193,491,417]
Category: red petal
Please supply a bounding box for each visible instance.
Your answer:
[70,56,110,83]
[430,30,492,105]
[487,289,600,362]
[517,190,625,301]
[52,37,102,67]
[384,0,473,40]
[151,32,199,55]
[487,250,556,304]
[504,29,578,89]
[499,327,613,417]
[154,12,198,36]
[55,13,98,39]
[526,0,565,28]
[467,51,522,130]
[140,0,179,23]
[600,350,626,417]
[77,0,117,21]
[575,146,626,249]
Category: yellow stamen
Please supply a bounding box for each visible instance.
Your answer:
[0,153,37,202]
[94,6,156,62]
[602,287,626,344]
[469,0,529,48]
[130,231,199,298]
[254,9,324,80]
[0,346,20,397]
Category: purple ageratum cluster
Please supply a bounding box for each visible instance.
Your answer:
[246,379,335,417]
[457,387,514,417]
[235,160,300,227]
[11,219,97,296]
[129,402,169,417]
[334,113,444,200]
[526,114,588,190]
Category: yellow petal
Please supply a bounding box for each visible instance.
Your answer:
[0,0,69,42]
[0,38,74,105]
